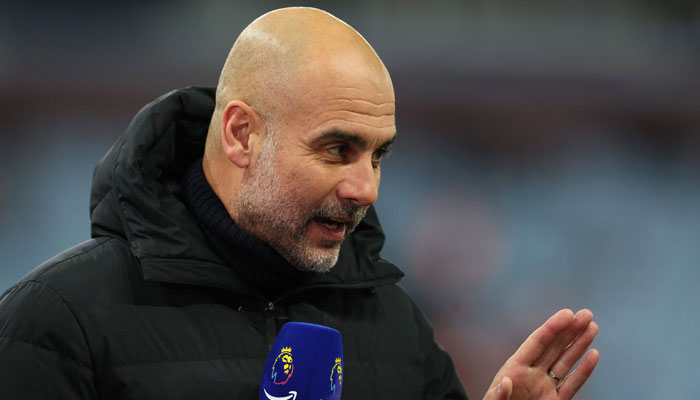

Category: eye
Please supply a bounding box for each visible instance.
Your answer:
[327,145,348,157]
[372,148,391,167]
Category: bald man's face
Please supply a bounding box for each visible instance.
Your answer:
[235,72,396,272]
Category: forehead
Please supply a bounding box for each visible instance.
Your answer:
[289,80,396,144]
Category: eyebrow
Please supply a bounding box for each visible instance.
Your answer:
[311,129,396,150]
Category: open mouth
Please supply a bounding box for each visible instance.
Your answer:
[315,217,346,231]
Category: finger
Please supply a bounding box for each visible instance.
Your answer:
[533,309,593,369]
[483,377,513,400]
[549,321,598,378]
[510,309,575,365]
[556,349,600,400]
[499,376,513,399]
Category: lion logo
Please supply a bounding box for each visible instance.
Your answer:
[330,357,342,397]
[271,347,294,385]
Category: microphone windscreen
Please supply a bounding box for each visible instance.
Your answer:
[260,322,343,400]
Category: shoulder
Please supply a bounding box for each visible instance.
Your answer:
[0,242,115,392]
[374,283,427,322]
[335,282,434,349]
[4,237,140,311]
[25,236,133,280]
[0,237,139,352]
[369,283,438,356]
[24,237,131,279]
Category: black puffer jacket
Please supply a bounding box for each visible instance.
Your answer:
[0,87,468,399]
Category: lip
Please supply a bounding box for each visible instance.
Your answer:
[311,219,347,242]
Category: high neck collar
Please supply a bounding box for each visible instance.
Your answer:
[181,158,314,294]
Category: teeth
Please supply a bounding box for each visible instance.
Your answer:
[319,221,339,229]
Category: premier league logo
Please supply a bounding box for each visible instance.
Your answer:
[271,347,294,385]
[330,357,342,397]
[260,323,343,400]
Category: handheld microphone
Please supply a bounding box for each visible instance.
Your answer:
[260,322,343,400]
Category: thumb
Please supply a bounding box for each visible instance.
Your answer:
[484,377,513,400]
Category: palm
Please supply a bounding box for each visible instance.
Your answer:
[483,309,599,400]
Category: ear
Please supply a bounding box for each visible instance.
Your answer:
[220,100,263,168]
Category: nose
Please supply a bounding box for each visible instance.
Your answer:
[336,160,379,207]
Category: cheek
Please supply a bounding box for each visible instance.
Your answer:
[283,164,340,202]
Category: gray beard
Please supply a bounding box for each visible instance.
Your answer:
[234,131,366,273]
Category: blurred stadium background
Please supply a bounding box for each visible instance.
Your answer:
[1,1,699,398]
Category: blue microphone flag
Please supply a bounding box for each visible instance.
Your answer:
[260,322,343,400]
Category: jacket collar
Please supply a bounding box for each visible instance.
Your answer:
[89,86,403,298]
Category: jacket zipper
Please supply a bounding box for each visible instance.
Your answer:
[265,300,277,349]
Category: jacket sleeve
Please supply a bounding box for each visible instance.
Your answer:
[422,339,470,400]
[413,301,470,400]
[0,280,99,399]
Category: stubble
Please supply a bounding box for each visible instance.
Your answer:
[235,129,366,273]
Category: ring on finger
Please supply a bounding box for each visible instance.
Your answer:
[549,370,562,382]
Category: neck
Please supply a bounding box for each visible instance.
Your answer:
[202,155,243,220]
[182,158,313,294]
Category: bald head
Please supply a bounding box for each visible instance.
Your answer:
[201,7,396,271]
[205,7,392,154]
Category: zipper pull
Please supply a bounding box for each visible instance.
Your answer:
[265,300,277,349]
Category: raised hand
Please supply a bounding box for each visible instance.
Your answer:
[483,309,599,400]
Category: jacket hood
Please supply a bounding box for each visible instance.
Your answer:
[89,86,403,296]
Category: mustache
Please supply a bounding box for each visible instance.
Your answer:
[310,201,367,231]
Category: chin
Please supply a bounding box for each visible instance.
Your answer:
[291,247,340,273]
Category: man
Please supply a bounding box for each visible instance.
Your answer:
[0,7,598,399]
